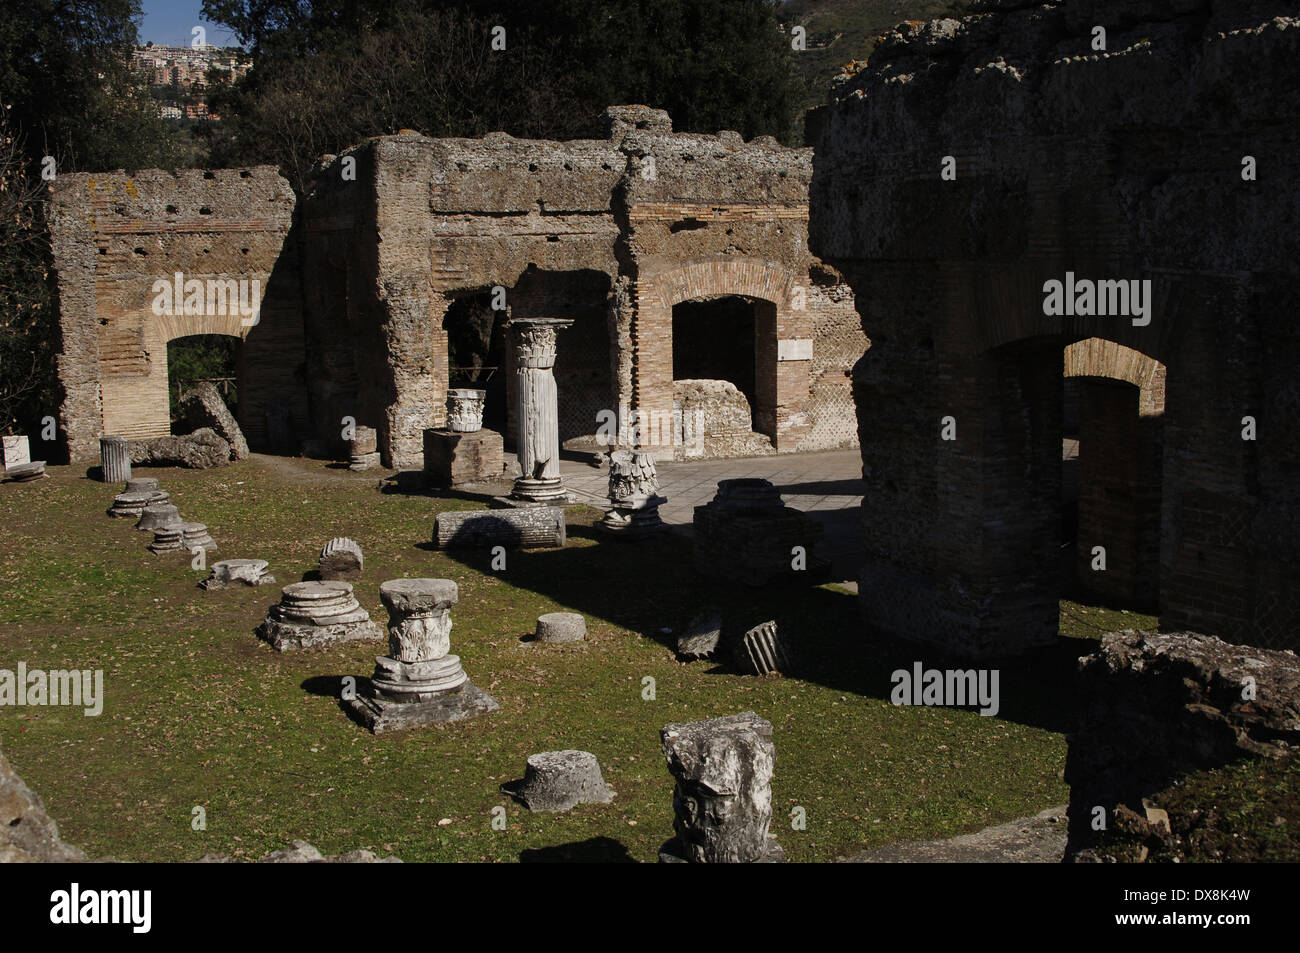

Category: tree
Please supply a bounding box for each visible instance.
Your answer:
[202,0,802,191]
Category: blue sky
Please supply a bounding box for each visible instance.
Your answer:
[139,0,241,47]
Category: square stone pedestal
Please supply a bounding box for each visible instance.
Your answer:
[345,680,499,734]
[424,428,503,487]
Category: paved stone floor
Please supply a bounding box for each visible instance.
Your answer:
[559,449,866,582]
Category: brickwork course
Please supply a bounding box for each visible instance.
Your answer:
[47,105,865,472]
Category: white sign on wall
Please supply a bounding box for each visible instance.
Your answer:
[777,339,813,362]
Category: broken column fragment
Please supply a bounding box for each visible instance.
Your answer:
[201,559,276,590]
[693,478,825,586]
[319,537,363,581]
[659,712,782,863]
[501,751,614,812]
[256,581,382,651]
[434,508,565,549]
[99,435,131,482]
[599,449,666,538]
[345,578,498,733]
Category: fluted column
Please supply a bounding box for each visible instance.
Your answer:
[507,318,573,503]
[100,435,131,483]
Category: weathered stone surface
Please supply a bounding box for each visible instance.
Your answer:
[2,435,30,468]
[677,613,722,660]
[345,577,497,733]
[257,581,382,651]
[124,477,159,493]
[599,449,666,538]
[735,620,791,676]
[148,525,185,554]
[136,502,181,532]
[509,318,573,503]
[446,388,486,433]
[107,490,153,518]
[659,712,782,863]
[1065,630,1300,860]
[319,537,363,581]
[810,0,1300,654]
[535,612,586,644]
[502,750,614,812]
[693,479,825,586]
[201,558,275,590]
[180,381,248,460]
[130,428,231,469]
[0,748,87,862]
[99,435,131,482]
[348,426,380,469]
[181,522,217,552]
[3,461,47,483]
[434,507,565,549]
[673,379,775,459]
[423,428,504,487]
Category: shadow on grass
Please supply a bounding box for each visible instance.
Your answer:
[519,836,635,863]
[441,518,1092,735]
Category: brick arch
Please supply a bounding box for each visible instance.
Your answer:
[633,257,811,452]
[1064,337,1166,415]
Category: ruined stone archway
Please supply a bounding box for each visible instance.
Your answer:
[1063,339,1167,612]
[100,302,255,442]
[632,257,809,453]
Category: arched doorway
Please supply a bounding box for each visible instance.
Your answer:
[166,334,241,432]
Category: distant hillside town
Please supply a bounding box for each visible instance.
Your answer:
[131,44,252,121]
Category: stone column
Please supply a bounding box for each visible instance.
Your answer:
[345,578,498,733]
[100,435,131,482]
[446,389,486,433]
[659,712,783,863]
[507,318,573,503]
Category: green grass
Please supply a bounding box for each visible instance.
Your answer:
[1,457,1073,862]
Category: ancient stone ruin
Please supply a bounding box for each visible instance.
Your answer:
[809,0,1300,655]
[433,507,566,549]
[693,478,824,586]
[3,462,47,483]
[534,612,587,644]
[107,490,154,519]
[201,558,276,590]
[507,318,573,505]
[99,435,131,482]
[46,107,863,470]
[348,426,380,471]
[319,537,363,581]
[659,711,782,863]
[1065,630,1300,861]
[598,449,666,537]
[735,620,791,677]
[345,578,498,733]
[148,525,185,554]
[181,522,217,553]
[257,581,382,652]
[136,502,181,532]
[501,750,615,812]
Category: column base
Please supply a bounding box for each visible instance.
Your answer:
[344,678,499,734]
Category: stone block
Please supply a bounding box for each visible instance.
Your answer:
[501,751,615,812]
[423,428,503,487]
[434,507,565,549]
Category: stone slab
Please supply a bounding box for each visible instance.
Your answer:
[344,679,499,734]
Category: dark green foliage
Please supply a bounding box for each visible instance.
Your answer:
[167,335,240,428]
[201,0,803,191]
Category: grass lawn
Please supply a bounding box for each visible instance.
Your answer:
[0,456,1133,862]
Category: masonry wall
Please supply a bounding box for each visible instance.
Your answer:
[810,1,1300,653]
[48,168,307,461]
